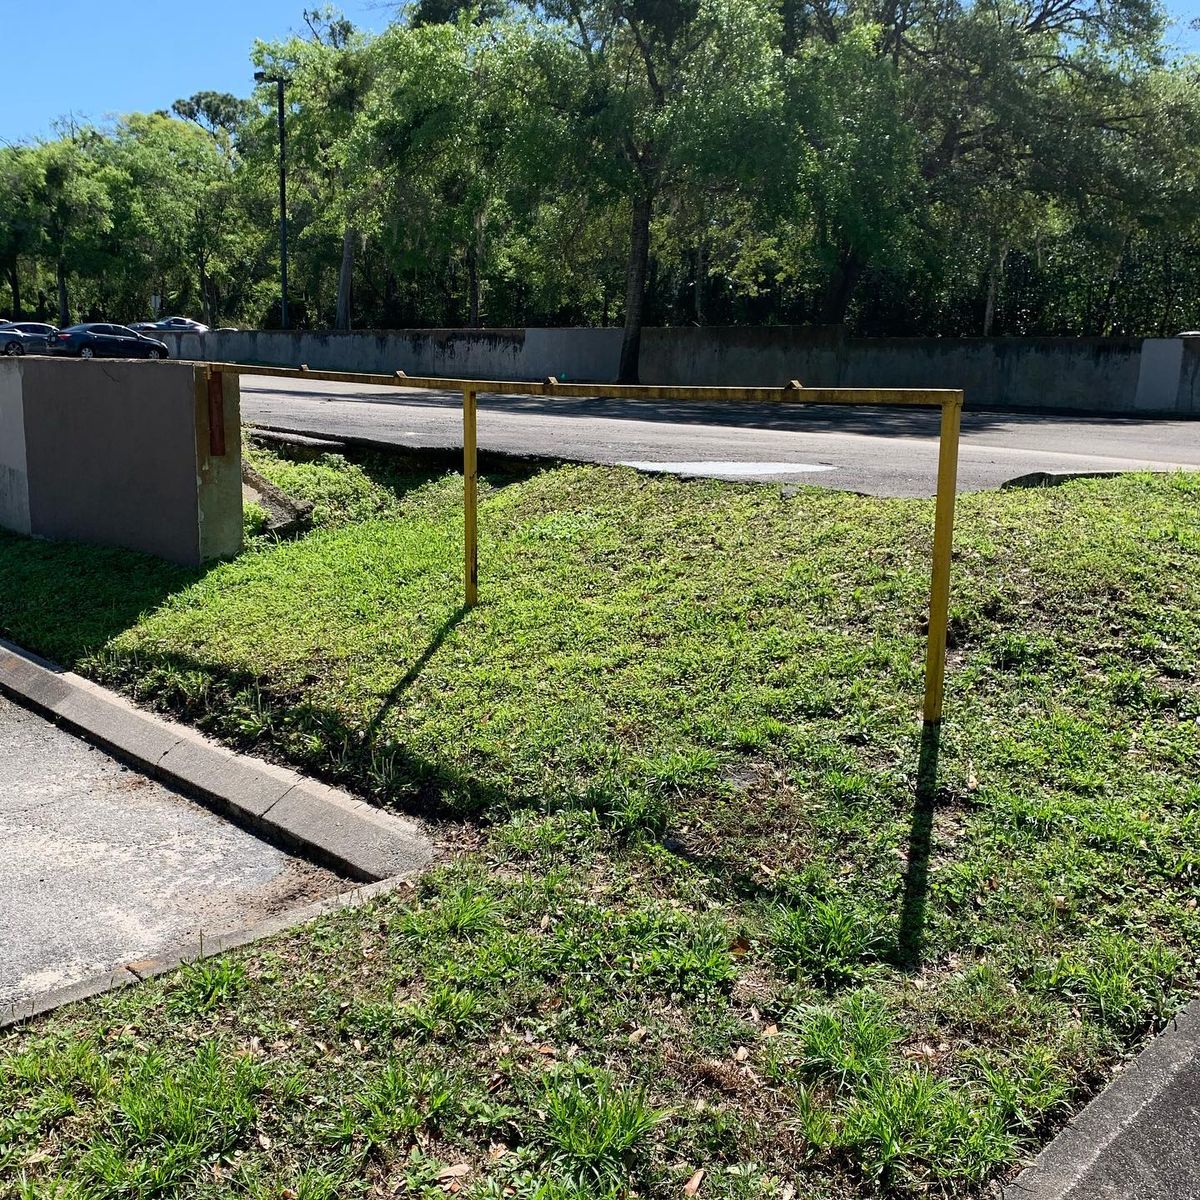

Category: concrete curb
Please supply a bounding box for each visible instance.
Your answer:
[0,638,433,884]
[1004,999,1200,1199]
[0,877,406,1030]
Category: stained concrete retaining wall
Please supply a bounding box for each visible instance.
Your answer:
[0,358,242,566]
[163,327,624,384]
[156,326,1200,415]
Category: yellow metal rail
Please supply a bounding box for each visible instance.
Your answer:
[207,362,963,725]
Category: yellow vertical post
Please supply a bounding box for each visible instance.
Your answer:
[463,388,479,607]
[922,394,963,725]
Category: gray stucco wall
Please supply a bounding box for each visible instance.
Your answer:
[164,327,624,383]
[157,326,1200,416]
[1176,340,1200,416]
[841,338,1144,413]
[0,359,242,566]
[0,366,30,535]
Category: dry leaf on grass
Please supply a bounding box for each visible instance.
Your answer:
[683,1168,705,1196]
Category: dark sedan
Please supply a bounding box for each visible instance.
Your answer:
[0,322,59,355]
[50,324,170,359]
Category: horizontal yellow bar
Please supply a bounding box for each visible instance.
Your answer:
[207,361,962,410]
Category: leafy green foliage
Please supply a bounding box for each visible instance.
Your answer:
[4,0,1199,335]
[328,1063,457,1150]
[771,895,886,986]
[534,1067,665,1186]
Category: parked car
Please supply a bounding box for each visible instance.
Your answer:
[49,324,170,359]
[129,316,210,334]
[0,322,59,355]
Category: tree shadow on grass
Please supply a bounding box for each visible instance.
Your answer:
[78,640,510,823]
[362,606,469,743]
[0,523,507,825]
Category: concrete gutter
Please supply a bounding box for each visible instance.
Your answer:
[1005,999,1200,1199]
[0,636,436,1029]
[0,638,431,884]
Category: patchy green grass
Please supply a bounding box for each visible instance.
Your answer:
[1,447,1198,1197]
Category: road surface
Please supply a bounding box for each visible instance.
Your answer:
[241,375,1200,497]
[0,694,342,1010]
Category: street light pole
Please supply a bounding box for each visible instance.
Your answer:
[255,72,289,330]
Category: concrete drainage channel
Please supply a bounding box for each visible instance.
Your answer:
[0,638,433,1028]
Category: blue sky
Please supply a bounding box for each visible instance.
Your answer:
[0,1,396,146]
[1,0,1198,146]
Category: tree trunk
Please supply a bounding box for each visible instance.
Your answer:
[1094,233,1129,336]
[467,243,480,329]
[819,247,863,324]
[693,240,707,325]
[618,189,653,384]
[199,258,212,326]
[1158,245,1175,337]
[466,210,486,328]
[4,260,19,320]
[336,225,355,331]
[56,259,69,327]
[982,242,1007,336]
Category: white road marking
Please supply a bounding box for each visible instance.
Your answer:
[618,460,836,478]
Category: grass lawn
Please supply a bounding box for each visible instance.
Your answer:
[1,445,1198,1199]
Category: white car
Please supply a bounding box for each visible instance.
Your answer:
[129,316,211,334]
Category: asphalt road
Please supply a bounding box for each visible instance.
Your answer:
[241,376,1200,498]
[0,695,342,1009]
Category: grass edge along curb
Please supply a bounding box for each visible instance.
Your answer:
[1003,996,1200,1199]
[0,877,408,1031]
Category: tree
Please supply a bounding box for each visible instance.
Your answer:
[250,16,379,328]
[785,28,917,322]
[171,92,253,143]
[0,147,42,318]
[6,0,1198,339]
[29,130,117,326]
[528,0,784,379]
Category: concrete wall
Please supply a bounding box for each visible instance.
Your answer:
[0,358,242,566]
[1175,339,1200,416]
[0,365,30,535]
[156,326,1200,416]
[164,327,624,383]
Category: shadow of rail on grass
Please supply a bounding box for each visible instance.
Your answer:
[894,721,942,972]
[37,626,509,824]
[363,606,469,742]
